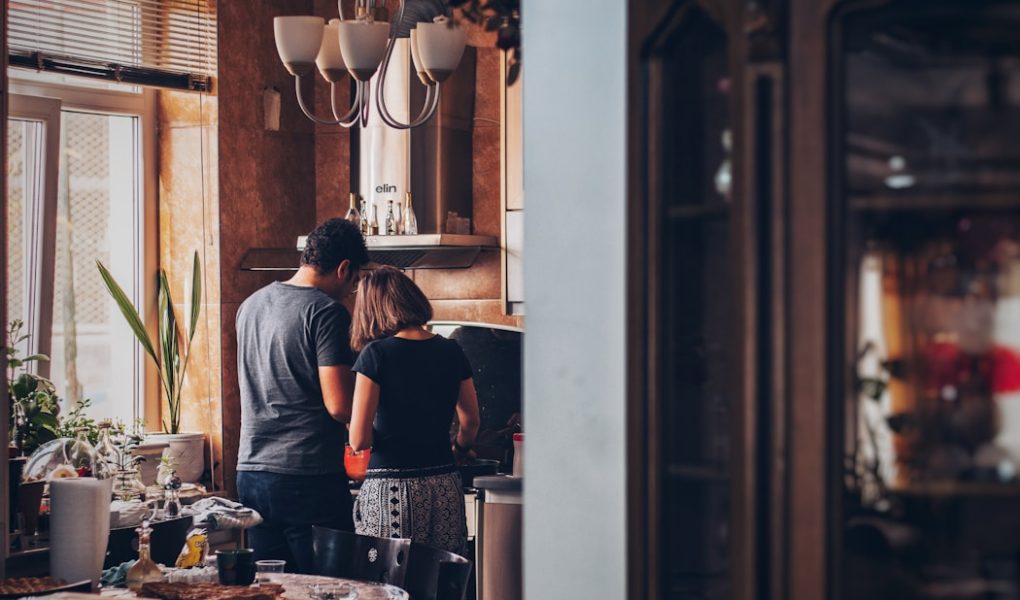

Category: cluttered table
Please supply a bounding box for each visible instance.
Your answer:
[34,574,409,600]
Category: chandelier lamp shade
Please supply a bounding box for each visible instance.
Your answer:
[274,1,467,129]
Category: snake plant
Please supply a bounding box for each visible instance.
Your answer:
[97,252,201,434]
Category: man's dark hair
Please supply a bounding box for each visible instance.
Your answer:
[301,218,369,273]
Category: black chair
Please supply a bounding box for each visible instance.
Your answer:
[404,542,473,600]
[312,526,411,586]
[105,515,194,568]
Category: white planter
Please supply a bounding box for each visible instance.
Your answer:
[130,441,170,486]
[144,432,206,483]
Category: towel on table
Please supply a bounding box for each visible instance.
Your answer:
[183,497,262,530]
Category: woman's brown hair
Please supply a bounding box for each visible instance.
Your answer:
[350,266,433,351]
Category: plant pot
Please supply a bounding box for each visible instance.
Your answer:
[130,441,170,486]
[144,432,206,483]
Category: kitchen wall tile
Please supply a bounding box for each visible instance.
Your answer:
[474,47,502,125]
[316,131,352,221]
[415,250,501,300]
[219,302,242,497]
[472,126,501,237]
[432,299,521,329]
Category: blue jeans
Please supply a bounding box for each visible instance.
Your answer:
[236,471,354,573]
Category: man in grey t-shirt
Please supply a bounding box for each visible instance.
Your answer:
[235,218,368,573]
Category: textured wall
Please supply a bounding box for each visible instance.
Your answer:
[157,88,224,488]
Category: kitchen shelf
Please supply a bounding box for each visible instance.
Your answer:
[666,463,730,482]
[240,234,499,271]
[667,203,730,221]
[850,190,1020,212]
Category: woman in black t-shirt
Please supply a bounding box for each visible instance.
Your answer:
[348,266,481,554]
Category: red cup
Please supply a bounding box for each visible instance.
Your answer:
[344,445,370,481]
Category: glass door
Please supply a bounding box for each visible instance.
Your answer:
[831,2,1020,598]
[639,4,738,598]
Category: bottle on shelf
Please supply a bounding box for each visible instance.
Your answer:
[360,198,370,236]
[401,192,418,236]
[345,192,362,229]
[369,203,380,236]
[385,200,397,235]
[126,520,163,590]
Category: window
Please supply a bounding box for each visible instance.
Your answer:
[6,80,155,425]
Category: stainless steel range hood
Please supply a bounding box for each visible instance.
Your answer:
[240,233,498,271]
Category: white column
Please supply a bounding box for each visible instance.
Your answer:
[522,1,627,598]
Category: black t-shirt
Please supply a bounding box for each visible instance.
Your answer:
[353,335,473,470]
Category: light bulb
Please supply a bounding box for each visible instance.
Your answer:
[337,20,390,81]
[274,16,326,77]
[415,18,466,83]
[316,18,347,82]
[409,29,434,85]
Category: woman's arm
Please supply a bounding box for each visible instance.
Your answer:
[454,378,481,452]
[349,373,380,452]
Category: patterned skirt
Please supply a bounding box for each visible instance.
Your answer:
[353,464,467,555]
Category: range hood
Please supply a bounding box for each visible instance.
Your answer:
[240,233,498,271]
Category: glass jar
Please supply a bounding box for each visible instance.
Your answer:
[95,423,120,473]
[64,428,105,478]
[112,468,146,502]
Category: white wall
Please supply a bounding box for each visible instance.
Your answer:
[522,1,627,598]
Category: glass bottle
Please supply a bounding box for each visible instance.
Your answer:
[126,520,163,590]
[385,200,397,235]
[95,422,120,473]
[163,470,183,519]
[345,192,362,229]
[401,192,418,236]
[360,198,370,236]
[65,428,102,478]
[112,468,147,502]
[369,203,380,235]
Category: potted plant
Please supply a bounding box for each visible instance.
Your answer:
[97,251,206,482]
[6,320,61,457]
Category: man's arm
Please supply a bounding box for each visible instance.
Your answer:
[320,365,355,422]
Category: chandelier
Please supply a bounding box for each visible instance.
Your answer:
[273,1,467,129]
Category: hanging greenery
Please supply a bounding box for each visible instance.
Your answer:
[449,0,521,84]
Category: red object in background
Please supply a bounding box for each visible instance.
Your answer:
[344,445,370,482]
[993,345,1020,394]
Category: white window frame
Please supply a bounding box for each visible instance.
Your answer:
[8,94,61,373]
[8,76,158,424]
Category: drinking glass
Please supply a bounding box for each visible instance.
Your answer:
[255,559,285,584]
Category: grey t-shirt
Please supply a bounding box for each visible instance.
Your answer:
[235,282,353,475]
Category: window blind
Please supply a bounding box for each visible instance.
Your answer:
[9,0,216,91]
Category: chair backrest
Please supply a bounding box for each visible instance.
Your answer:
[404,542,473,600]
[105,515,194,569]
[312,526,411,586]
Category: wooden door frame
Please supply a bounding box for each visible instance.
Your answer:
[626,1,756,598]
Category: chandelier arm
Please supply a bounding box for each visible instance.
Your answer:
[361,82,372,127]
[330,80,362,127]
[373,0,441,129]
[294,75,348,125]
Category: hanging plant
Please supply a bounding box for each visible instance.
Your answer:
[448,0,521,84]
